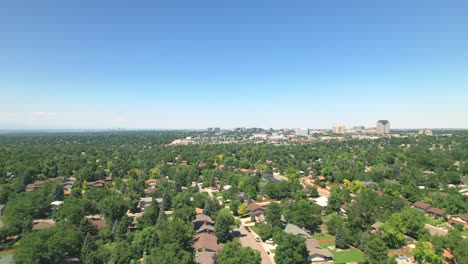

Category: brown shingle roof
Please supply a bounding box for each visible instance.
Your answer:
[192,233,221,252]
[426,207,446,216]
[413,201,432,210]
[248,203,265,213]
[193,214,213,224]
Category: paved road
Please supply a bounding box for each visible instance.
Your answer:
[0,254,13,264]
[234,223,274,264]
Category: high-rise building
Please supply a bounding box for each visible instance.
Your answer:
[352,126,365,131]
[332,125,346,134]
[376,120,390,134]
[419,129,433,136]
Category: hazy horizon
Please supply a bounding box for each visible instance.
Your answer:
[1,1,467,129]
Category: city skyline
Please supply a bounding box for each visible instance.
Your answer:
[1,1,468,129]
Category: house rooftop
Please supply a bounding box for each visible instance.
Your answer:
[192,233,222,252]
[284,223,309,237]
[371,222,383,230]
[306,239,333,258]
[195,251,217,264]
[413,201,432,210]
[426,207,446,216]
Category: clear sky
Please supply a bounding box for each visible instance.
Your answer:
[1,0,467,129]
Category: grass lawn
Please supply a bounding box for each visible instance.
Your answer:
[461,229,468,238]
[250,225,260,235]
[424,216,444,226]
[331,247,367,263]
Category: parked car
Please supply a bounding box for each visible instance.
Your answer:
[255,236,261,242]
[266,238,274,244]
[244,226,251,232]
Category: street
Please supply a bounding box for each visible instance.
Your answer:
[233,220,274,264]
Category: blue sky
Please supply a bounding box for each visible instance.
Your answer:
[0,0,467,129]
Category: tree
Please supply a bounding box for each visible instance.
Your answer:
[99,194,127,223]
[230,199,241,216]
[265,202,283,228]
[162,192,172,210]
[217,240,261,264]
[380,214,405,249]
[285,199,322,232]
[365,237,389,264]
[327,186,344,213]
[14,222,81,264]
[238,202,249,216]
[150,243,193,264]
[274,233,308,264]
[326,215,344,236]
[157,218,194,251]
[454,239,468,264]
[203,201,211,216]
[53,197,86,225]
[335,227,349,249]
[53,185,64,201]
[78,218,98,239]
[158,209,167,222]
[413,241,442,264]
[173,205,196,224]
[137,199,160,228]
[215,208,236,243]
[80,233,98,263]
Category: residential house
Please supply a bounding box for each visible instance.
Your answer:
[448,214,468,228]
[284,223,310,238]
[371,222,383,234]
[248,203,266,222]
[316,176,326,182]
[262,173,281,184]
[192,233,223,252]
[424,224,448,236]
[196,223,215,234]
[306,239,334,263]
[460,178,468,187]
[32,219,56,230]
[413,201,432,211]
[193,214,213,230]
[25,181,45,191]
[362,181,377,188]
[195,251,217,264]
[426,207,446,218]
[87,180,105,188]
[138,197,154,211]
[146,179,158,187]
[237,192,248,202]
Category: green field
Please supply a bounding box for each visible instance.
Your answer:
[332,247,367,263]
[461,229,468,238]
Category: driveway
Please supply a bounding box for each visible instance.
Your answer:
[233,222,274,264]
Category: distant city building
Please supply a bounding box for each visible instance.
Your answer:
[207,128,213,131]
[234,127,246,132]
[332,125,346,134]
[295,128,309,137]
[213,127,220,132]
[376,120,390,134]
[353,126,365,131]
[419,129,433,136]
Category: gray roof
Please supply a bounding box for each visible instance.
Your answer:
[306,239,333,258]
[284,223,309,237]
[460,178,468,185]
